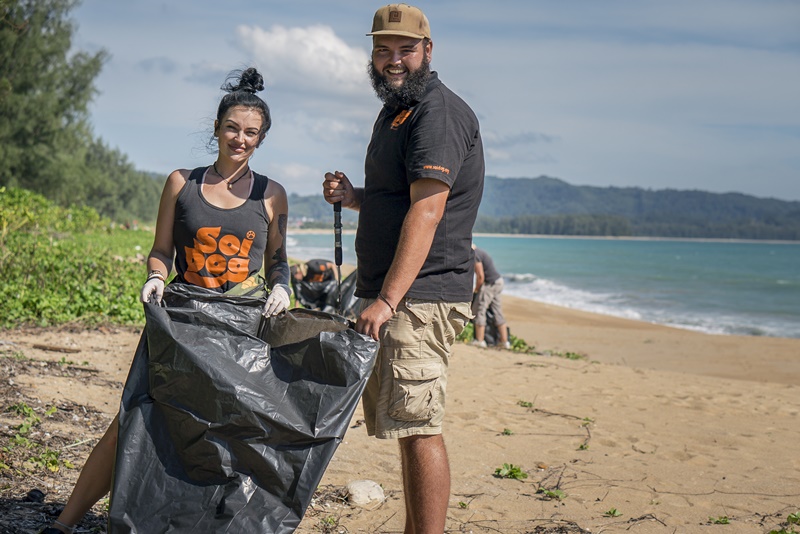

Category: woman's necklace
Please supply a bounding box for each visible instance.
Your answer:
[213,162,250,190]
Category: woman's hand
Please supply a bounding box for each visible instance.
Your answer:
[263,283,291,316]
[141,278,165,304]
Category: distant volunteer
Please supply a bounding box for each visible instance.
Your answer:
[471,244,511,349]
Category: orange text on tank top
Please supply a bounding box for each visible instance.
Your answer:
[182,226,256,288]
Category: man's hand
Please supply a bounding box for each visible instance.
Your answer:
[141,278,165,304]
[263,284,291,316]
[356,299,395,341]
[323,171,356,209]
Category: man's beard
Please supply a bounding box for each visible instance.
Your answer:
[368,56,431,108]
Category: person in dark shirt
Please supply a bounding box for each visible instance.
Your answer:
[292,258,338,283]
[322,4,484,531]
[471,244,510,349]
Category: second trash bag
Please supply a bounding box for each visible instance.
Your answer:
[108,283,378,533]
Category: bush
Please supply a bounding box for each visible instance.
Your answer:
[0,187,152,327]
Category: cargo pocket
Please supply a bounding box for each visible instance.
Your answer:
[446,303,473,345]
[403,299,435,326]
[388,358,443,422]
[383,299,435,346]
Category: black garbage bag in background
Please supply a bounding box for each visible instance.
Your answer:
[470,291,508,346]
[108,283,378,533]
[293,269,360,321]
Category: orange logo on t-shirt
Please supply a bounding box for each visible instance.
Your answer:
[182,226,255,288]
[391,109,413,130]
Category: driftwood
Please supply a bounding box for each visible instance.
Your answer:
[32,344,81,354]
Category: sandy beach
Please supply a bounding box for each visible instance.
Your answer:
[1,295,798,533]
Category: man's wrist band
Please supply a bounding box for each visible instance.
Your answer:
[147,270,165,281]
[377,293,396,314]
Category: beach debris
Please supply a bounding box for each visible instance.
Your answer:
[24,488,46,503]
[344,479,385,506]
[32,344,81,354]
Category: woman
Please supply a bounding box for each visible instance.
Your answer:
[42,67,291,534]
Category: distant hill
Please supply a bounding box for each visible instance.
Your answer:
[289,176,800,240]
[477,176,800,239]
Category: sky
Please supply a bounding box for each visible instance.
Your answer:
[70,0,800,201]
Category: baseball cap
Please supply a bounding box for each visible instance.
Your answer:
[367,4,431,40]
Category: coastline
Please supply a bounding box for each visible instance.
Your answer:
[289,227,800,245]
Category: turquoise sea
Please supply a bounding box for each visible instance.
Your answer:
[286,232,800,339]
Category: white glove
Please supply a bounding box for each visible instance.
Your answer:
[263,283,291,316]
[141,278,165,304]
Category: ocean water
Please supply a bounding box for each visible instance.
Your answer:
[286,231,800,339]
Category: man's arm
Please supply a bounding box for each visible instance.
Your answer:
[356,178,449,340]
[473,258,485,293]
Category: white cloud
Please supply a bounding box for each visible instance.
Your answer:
[234,24,370,96]
[70,0,800,200]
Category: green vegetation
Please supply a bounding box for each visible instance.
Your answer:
[537,487,566,500]
[1,0,162,223]
[517,400,533,408]
[1,401,74,473]
[493,463,528,480]
[546,350,587,360]
[709,516,729,525]
[1,187,152,327]
[770,512,800,534]
[604,508,622,517]
[508,334,534,353]
[456,321,474,342]
[501,428,513,436]
[457,323,537,355]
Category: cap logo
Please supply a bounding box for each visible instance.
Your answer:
[388,10,402,22]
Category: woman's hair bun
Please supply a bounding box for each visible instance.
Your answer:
[221,67,265,94]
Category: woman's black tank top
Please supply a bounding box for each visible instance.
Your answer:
[172,166,270,292]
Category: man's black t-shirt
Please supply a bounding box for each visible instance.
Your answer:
[355,72,484,302]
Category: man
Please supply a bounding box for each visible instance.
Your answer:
[471,244,511,349]
[322,4,484,532]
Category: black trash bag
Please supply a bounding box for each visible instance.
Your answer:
[108,283,378,534]
[482,306,509,346]
[293,269,360,321]
[322,269,360,320]
[470,292,507,346]
[292,277,338,311]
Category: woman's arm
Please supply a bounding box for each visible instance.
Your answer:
[263,180,290,289]
[146,170,187,277]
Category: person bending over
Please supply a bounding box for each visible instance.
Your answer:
[471,244,510,349]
